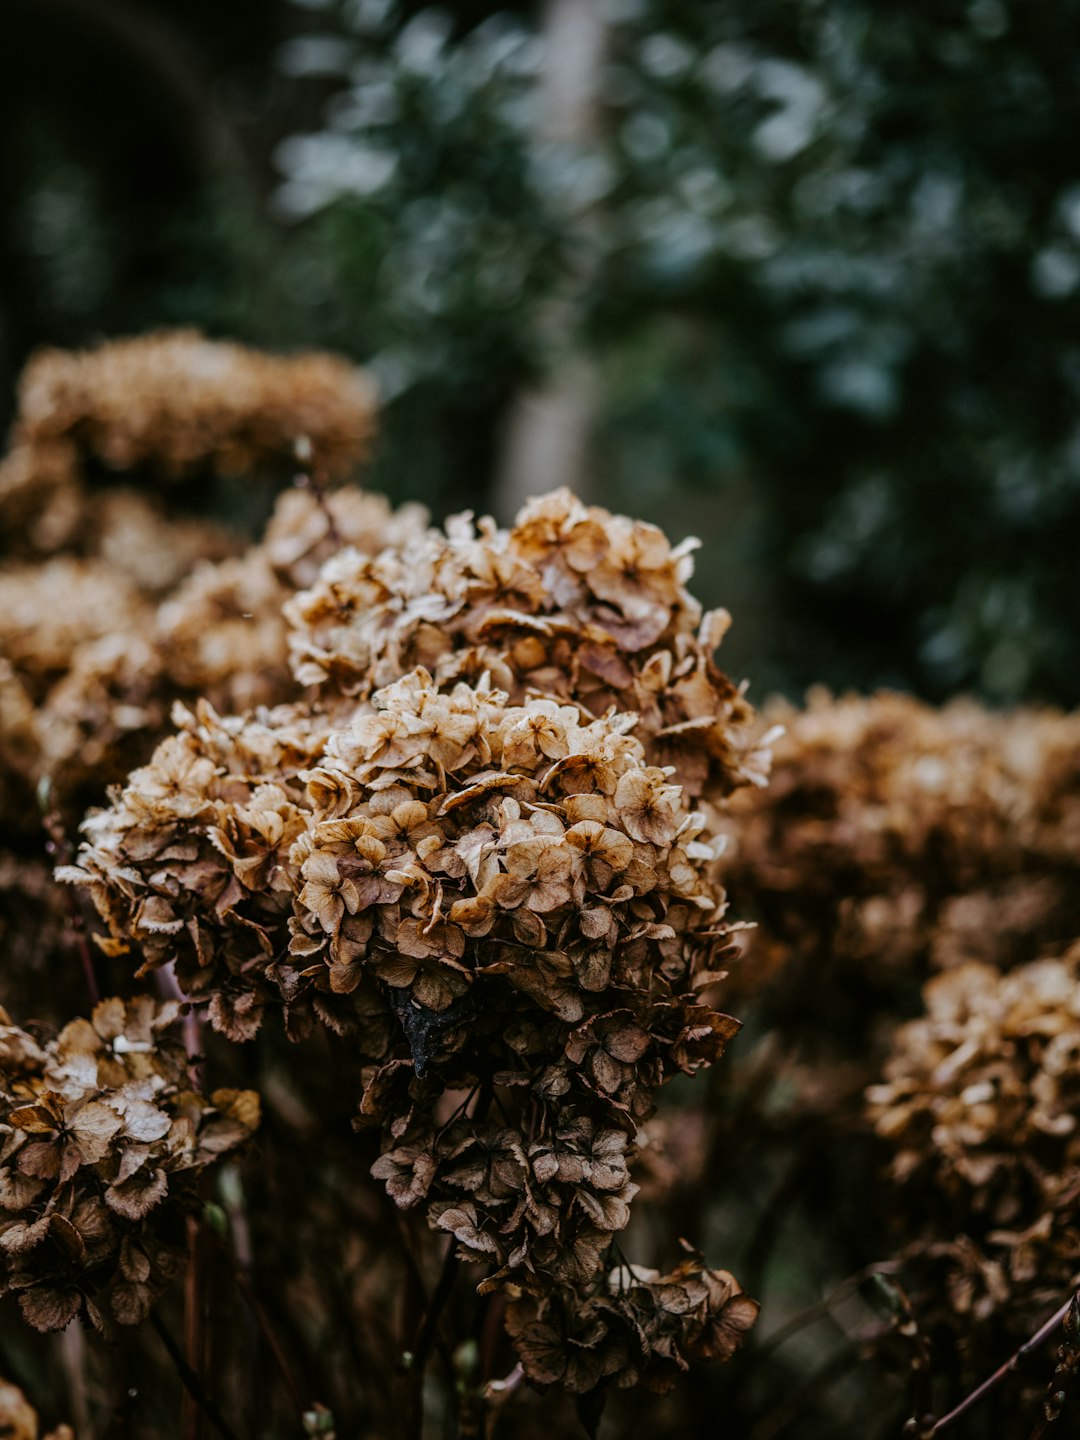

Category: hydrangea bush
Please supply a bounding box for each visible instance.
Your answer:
[4,334,1080,1438]
[64,487,766,1402]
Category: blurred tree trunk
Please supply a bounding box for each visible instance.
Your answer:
[493,0,607,520]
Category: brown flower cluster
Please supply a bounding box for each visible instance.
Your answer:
[868,943,1080,1330]
[66,697,337,1039]
[506,1256,758,1394]
[0,559,154,702]
[0,996,259,1334]
[721,690,1080,1000]
[0,1378,72,1440]
[154,486,427,716]
[0,491,425,831]
[0,448,237,588]
[0,329,394,845]
[68,649,759,1390]
[13,329,376,482]
[285,487,772,803]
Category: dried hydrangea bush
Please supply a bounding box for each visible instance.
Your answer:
[15,330,1080,1434]
[64,489,769,1407]
[0,997,258,1333]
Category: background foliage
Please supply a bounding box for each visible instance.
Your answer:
[6,0,1080,705]
[5,4,1080,1436]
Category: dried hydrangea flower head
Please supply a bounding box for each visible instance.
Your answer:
[286,488,772,804]
[0,560,152,705]
[0,996,259,1334]
[721,690,1080,1003]
[66,698,337,1040]
[69,654,758,1391]
[15,329,377,482]
[506,1257,758,1395]
[0,441,84,562]
[155,485,428,715]
[868,941,1080,1331]
[0,483,427,844]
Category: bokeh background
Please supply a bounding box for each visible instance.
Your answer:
[5,0,1080,705]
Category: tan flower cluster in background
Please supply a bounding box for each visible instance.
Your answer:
[721,689,1080,999]
[0,997,258,1334]
[0,1378,72,1440]
[286,487,772,804]
[868,942,1080,1336]
[12,329,376,482]
[0,331,389,840]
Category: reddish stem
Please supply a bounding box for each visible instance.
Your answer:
[928,1296,1073,1434]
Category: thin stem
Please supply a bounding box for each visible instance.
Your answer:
[43,807,100,1006]
[395,1212,457,1384]
[229,1260,306,1415]
[149,1312,239,1440]
[748,1337,874,1440]
[435,1084,481,1142]
[482,1363,524,1440]
[754,1260,904,1360]
[403,1084,494,1440]
[483,1362,523,1401]
[888,1281,933,1433]
[929,1296,1073,1434]
[294,455,341,549]
[157,963,204,1089]
[404,1240,460,1440]
[183,1215,205,1440]
[480,1291,506,1384]
[409,1240,460,1393]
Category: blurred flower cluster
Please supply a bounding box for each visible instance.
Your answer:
[723,690,1080,1003]
[705,690,1080,1426]
[0,330,389,834]
[12,329,376,482]
[868,946,1080,1376]
[0,1377,71,1440]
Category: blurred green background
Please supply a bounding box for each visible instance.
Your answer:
[5,0,1080,707]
